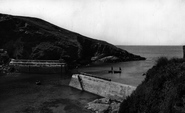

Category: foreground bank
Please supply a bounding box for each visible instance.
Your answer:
[119,57,185,113]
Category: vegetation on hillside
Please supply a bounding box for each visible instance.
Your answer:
[119,57,185,113]
[0,49,9,65]
[0,49,11,74]
[0,13,145,68]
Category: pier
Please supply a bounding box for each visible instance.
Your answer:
[69,73,136,101]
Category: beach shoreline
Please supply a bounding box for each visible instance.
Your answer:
[0,72,101,113]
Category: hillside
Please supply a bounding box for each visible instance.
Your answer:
[119,57,185,113]
[0,13,145,67]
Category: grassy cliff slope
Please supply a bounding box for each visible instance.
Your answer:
[119,57,185,113]
[0,13,145,67]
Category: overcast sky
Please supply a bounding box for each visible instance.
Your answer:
[0,0,185,45]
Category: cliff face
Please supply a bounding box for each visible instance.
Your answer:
[0,13,145,67]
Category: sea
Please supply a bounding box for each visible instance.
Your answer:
[77,46,183,86]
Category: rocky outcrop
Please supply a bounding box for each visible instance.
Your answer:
[0,13,145,67]
[86,98,121,113]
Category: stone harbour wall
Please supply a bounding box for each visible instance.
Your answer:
[69,74,136,100]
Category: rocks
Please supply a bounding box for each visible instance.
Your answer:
[85,98,121,113]
[94,56,120,63]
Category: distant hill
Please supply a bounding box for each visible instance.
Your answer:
[0,13,145,67]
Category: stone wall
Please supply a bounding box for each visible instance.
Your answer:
[69,74,136,100]
[9,59,68,74]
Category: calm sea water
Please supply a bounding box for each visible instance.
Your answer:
[77,46,183,86]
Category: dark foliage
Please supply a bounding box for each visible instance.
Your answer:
[119,57,185,113]
[0,50,9,65]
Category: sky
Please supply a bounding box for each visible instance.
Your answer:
[0,0,185,45]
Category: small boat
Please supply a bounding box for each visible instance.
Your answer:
[108,70,114,73]
[114,70,121,73]
[108,67,114,73]
[114,67,122,73]
[108,67,122,73]
[36,80,41,85]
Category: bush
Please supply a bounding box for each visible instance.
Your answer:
[155,57,168,68]
[119,57,185,113]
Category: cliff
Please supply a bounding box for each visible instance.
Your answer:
[0,13,145,67]
[119,57,185,113]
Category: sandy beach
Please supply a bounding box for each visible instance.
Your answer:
[0,72,101,113]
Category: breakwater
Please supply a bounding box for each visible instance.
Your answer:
[9,59,67,74]
[69,73,136,100]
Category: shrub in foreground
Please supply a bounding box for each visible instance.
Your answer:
[119,57,185,113]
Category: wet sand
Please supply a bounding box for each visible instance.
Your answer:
[0,73,101,113]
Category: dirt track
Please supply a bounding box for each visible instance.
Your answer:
[0,73,100,113]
